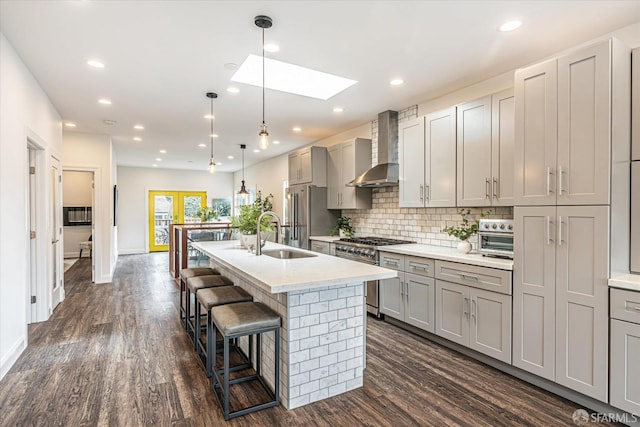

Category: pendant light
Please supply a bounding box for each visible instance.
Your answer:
[206,92,217,173]
[238,144,249,202]
[255,15,272,150]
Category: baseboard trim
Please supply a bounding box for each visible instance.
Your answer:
[0,336,26,381]
[117,248,147,255]
[383,317,640,426]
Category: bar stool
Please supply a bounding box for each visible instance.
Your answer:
[185,274,233,338]
[210,301,281,420]
[196,286,253,376]
[179,267,219,326]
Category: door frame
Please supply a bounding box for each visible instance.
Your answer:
[147,190,207,252]
[50,156,64,312]
[26,139,46,323]
[63,167,98,283]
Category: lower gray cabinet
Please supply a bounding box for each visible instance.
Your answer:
[379,252,436,333]
[435,280,512,363]
[610,288,640,414]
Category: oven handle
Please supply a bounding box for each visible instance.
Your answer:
[478,231,514,238]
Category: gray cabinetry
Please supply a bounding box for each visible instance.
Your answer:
[633,48,639,161]
[610,288,640,415]
[435,260,512,363]
[289,146,327,186]
[327,138,372,209]
[491,89,515,206]
[310,240,333,255]
[399,108,456,208]
[457,96,492,207]
[513,205,610,401]
[515,39,628,207]
[379,252,435,333]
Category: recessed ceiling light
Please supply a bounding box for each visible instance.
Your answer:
[152,164,158,167]
[232,54,357,100]
[159,149,167,154]
[64,122,77,128]
[264,43,280,53]
[134,124,145,130]
[389,79,404,86]
[273,140,280,145]
[227,155,234,160]
[216,162,223,166]
[498,20,522,32]
[333,107,344,113]
[155,158,162,161]
[253,149,260,153]
[227,86,240,94]
[210,134,219,138]
[292,127,302,132]
[198,143,207,148]
[87,59,104,68]
[133,137,142,142]
[98,98,112,105]
[204,114,215,120]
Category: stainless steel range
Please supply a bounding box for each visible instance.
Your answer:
[334,236,415,317]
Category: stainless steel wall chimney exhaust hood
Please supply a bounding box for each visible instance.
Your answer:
[347,110,399,187]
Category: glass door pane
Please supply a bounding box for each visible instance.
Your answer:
[149,191,178,252]
[180,193,206,223]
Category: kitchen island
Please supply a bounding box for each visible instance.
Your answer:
[190,240,397,409]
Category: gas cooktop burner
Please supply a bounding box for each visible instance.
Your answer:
[338,236,415,246]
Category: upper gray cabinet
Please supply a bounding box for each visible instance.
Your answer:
[289,146,327,186]
[515,39,630,206]
[399,108,457,208]
[456,91,515,207]
[327,138,372,209]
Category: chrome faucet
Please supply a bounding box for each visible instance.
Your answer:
[256,211,281,255]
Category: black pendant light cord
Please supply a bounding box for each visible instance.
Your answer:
[210,95,214,160]
[262,25,265,126]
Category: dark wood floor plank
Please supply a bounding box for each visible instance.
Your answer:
[0,254,620,427]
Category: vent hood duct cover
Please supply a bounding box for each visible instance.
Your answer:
[347,110,399,187]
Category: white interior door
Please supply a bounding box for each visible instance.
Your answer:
[28,147,38,322]
[50,156,64,311]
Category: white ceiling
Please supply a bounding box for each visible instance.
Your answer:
[1,1,638,173]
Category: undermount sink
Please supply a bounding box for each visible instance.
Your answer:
[261,249,317,259]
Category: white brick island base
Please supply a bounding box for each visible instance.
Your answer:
[215,264,365,409]
[191,240,396,410]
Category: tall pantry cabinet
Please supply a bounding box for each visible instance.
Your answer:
[513,39,630,402]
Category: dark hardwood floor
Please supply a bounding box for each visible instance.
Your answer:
[0,253,616,426]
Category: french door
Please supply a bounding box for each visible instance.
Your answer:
[148,191,206,252]
[50,156,64,311]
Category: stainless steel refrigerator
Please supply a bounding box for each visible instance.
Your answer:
[285,185,339,250]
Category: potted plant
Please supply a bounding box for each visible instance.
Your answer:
[232,191,274,248]
[331,216,355,238]
[442,209,490,254]
[197,206,219,222]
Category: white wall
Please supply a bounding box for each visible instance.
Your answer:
[116,166,234,254]
[0,33,62,380]
[62,132,116,284]
[62,171,93,258]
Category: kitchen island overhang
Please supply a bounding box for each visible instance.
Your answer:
[191,241,397,409]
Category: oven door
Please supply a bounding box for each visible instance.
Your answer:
[365,280,379,317]
[479,232,514,258]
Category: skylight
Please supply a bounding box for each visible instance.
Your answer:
[231,54,357,100]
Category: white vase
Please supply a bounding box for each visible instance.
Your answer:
[457,240,472,254]
[339,229,346,238]
[240,234,257,249]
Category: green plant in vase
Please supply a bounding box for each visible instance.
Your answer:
[331,216,355,238]
[197,206,219,222]
[442,209,491,253]
[232,191,274,247]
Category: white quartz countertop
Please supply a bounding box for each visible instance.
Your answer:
[609,274,640,292]
[377,244,514,270]
[309,236,342,243]
[191,240,397,294]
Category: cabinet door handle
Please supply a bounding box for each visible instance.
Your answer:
[405,282,409,302]
[485,178,491,199]
[632,306,640,311]
[385,259,399,266]
[400,281,404,297]
[558,166,564,195]
[558,216,564,246]
[546,216,554,245]
[419,184,424,201]
[471,298,476,321]
[410,263,427,271]
[425,184,430,201]
[546,167,554,196]
[463,297,469,318]
[492,177,498,199]
[460,273,479,281]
